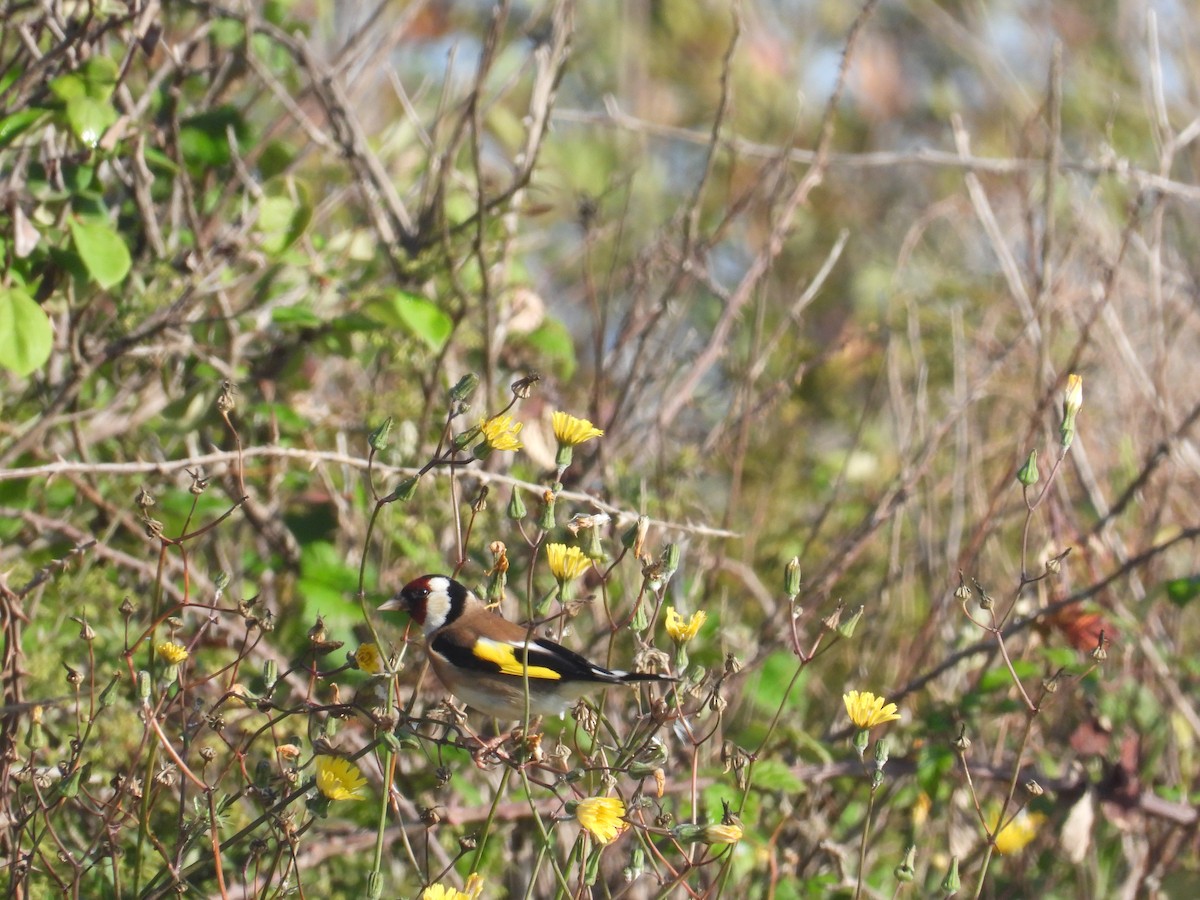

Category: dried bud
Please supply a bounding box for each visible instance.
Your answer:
[71,616,95,642]
[510,372,540,399]
[1024,780,1044,797]
[953,725,971,753]
[1045,556,1061,575]
[187,468,209,495]
[217,380,237,414]
[622,515,650,557]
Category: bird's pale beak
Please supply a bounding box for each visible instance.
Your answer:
[377,594,406,612]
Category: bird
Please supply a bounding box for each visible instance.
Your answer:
[379,574,675,720]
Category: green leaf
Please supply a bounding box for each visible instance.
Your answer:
[0,286,53,376]
[179,106,246,168]
[65,96,117,147]
[272,305,324,329]
[368,291,453,351]
[524,317,577,378]
[257,180,311,255]
[0,109,46,149]
[1166,575,1200,608]
[69,218,131,289]
[80,56,119,101]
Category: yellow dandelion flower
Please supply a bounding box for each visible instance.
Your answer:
[993,809,1044,855]
[843,690,901,730]
[664,607,707,643]
[575,796,627,843]
[314,755,367,802]
[702,822,744,844]
[155,642,189,665]
[552,411,603,467]
[354,643,385,675]
[478,414,523,452]
[546,543,591,583]
[422,885,470,900]
[552,411,604,446]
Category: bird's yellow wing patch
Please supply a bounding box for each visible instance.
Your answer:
[472,638,562,680]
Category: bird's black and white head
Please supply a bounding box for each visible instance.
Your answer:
[378,574,468,634]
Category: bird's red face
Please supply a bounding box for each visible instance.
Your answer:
[378,574,463,634]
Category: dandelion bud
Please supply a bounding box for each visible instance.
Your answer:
[954,582,972,601]
[853,728,870,760]
[941,856,961,894]
[1060,373,1083,449]
[507,488,527,520]
[368,417,393,452]
[538,490,557,530]
[1024,780,1044,797]
[837,605,864,639]
[1045,556,1061,576]
[389,475,420,503]
[450,373,480,404]
[894,845,916,883]
[1017,449,1039,486]
[785,557,802,598]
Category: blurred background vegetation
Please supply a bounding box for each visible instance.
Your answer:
[2,0,1200,896]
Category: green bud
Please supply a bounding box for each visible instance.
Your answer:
[453,425,481,451]
[853,728,869,760]
[137,670,151,701]
[367,871,384,900]
[1017,449,1039,486]
[538,492,557,531]
[390,475,420,503]
[555,443,575,469]
[24,706,45,751]
[449,373,480,404]
[837,605,864,639]
[785,556,802,598]
[58,763,86,800]
[624,845,645,883]
[941,856,960,894]
[874,736,890,768]
[630,601,649,632]
[628,740,669,777]
[264,659,278,693]
[507,488,527,520]
[671,823,706,845]
[894,845,916,883]
[585,525,606,561]
[584,845,603,885]
[368,417,393,452]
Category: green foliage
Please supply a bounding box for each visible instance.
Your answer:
[1,1,1198,897]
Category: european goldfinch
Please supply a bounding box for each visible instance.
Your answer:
[379,574,673,719]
